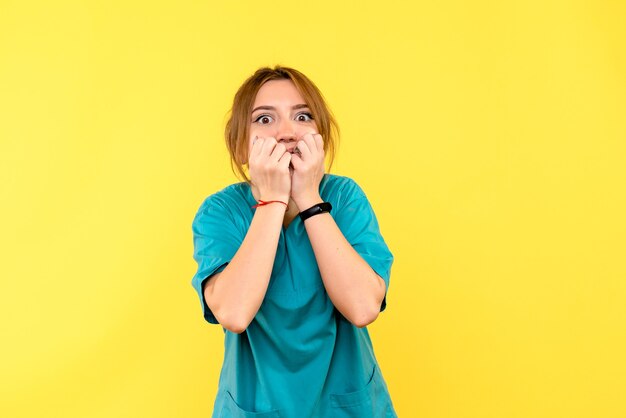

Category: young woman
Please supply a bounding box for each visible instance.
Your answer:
[191,66,397,417]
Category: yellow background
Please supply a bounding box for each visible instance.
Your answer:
[1,1,625,417]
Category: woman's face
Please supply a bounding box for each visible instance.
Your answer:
[248,79,318,160]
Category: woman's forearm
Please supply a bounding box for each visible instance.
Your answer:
[300,200,386,327]
[203,204,285,333]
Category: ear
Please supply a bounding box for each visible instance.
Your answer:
[236,151,246,166]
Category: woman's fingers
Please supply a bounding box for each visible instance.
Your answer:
[270,142,287,162]
[278,149,292,169]
[295,133,325,162]
[257,136,277,158]
[252,134,323,171]
[250,136,289,172]
[290,152,303,169]
[313,134,323,152]
[250,136,265,158]
[251,137,285,164]
[296,139,312,159]
[298,133,317,160]
[300,133,314,154]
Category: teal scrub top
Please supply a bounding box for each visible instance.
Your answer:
[191,174,397,418]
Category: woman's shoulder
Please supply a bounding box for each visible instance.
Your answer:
[194,182,251,216]
[320,174,367,202]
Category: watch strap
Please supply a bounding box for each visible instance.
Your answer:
[299,202,332,222]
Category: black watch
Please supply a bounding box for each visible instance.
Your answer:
[299,202,332,222]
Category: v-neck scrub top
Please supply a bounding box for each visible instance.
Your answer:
[191,174,397,418]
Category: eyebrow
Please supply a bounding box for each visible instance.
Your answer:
[251,103,310,113]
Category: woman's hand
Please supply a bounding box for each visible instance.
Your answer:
[248,136,292,202]
[290,133,325,210]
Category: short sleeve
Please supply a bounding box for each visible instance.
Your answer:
[190,200,244,324]
[333,184,394,312]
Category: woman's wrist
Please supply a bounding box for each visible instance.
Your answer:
[294,194,323,212]
[252,199,288,209]
[258,194,289,203]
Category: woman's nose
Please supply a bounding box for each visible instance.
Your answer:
[276,118,297,142]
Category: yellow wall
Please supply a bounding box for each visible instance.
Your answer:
[1,1,625,417]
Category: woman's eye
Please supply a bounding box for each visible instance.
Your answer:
[296,112,314,122]
[254,114,273,124]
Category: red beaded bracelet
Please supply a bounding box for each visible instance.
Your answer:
[251,200,288,209]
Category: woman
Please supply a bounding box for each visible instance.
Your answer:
[191,66,397,417]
